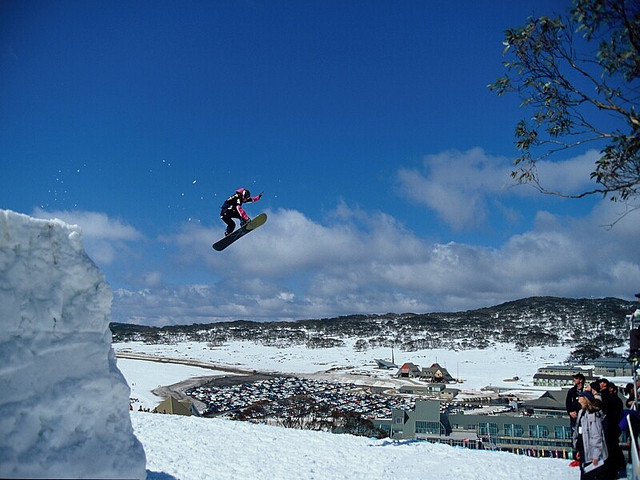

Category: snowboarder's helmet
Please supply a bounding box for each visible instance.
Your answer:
[242,189,251,200]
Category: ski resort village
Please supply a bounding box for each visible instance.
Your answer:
[116,344,636,461]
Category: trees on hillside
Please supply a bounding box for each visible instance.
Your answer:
[489,0,640,203]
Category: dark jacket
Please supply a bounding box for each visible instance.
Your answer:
[220,189,260,221]
[566,385,583,426]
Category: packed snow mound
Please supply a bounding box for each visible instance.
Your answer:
[0,209,147,479]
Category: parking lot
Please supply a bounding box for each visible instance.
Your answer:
[186,375,415,422]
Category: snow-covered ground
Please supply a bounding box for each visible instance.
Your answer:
[117,357,236,410]
[133,412,578,480]
[115,332,640,480]
[119,353,582,480]
[114,337,634,478]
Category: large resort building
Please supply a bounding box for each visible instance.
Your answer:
[373,396,575,458]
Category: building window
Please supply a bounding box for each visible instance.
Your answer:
[479,423,498,436]
[504,423,524,437]
[554,425,572,439]
[416,421,442,435]
[529,425,550,438]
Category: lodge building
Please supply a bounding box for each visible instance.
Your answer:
[396,362,455,383]
[532,358,633,387]
[373,395,575,458]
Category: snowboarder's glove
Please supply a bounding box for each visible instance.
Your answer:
[241,217,250,226]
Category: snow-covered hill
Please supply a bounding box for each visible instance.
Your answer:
[111,295,635,361]
[132,409,578,480]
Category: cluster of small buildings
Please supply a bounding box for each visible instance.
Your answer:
[396,362,456,383]
[187,376,414,421]
[375,359,456,383]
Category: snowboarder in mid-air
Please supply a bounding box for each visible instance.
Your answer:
[213,188,266,252]
[220,188,262,236]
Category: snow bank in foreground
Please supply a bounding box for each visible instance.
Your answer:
[0,209,146,479]
[132,412,578,480]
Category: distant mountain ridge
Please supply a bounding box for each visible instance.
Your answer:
[110,296,637,360]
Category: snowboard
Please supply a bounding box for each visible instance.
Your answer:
[212,213,267,251]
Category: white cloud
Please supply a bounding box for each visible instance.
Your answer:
[38,151,638,326]
[127,271,163,288]
[533,150,601,195]
[31,208,143,265]
[33,208,142,240]
[111,201,640,326]
[395,148,514,230]
[394,148,607,231]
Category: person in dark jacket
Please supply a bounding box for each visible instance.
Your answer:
[567,373,586,466]
[598,380,625,479]
[220,188,262,236]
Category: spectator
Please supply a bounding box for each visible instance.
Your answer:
[567,372,586,466]
[573,390,609,480]
[587,381,603,402]
[599,379,625,479]
[598,378,609,396]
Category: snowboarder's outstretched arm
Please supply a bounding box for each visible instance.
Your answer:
[235,191,263,221]
[246,191,263,203]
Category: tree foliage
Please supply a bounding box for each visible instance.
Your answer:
[489,0,640,202]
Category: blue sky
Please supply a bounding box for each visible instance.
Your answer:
[2,0,639,325]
